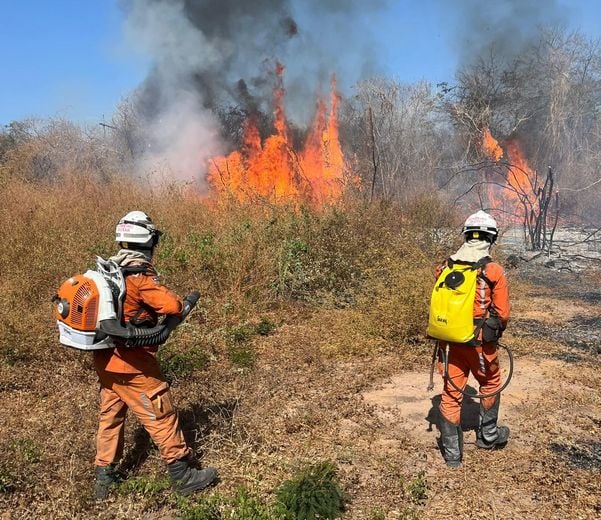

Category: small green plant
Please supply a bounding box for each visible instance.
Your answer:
[227,324,256,344]
[176,488,276,519]
[226,323,258,369]
[276,237,309,297]
[229,487,277,519]
[1,345,27,367]
[177,493,223,520]
[369,507,386,520]
[399,507,420,520]
[118,475,170,497]
[12,438,41,464]
[189,232,216,258]
[0,468,15,493]
[406,471,427,505]
[159,347,209,382]
[255,317,276,336]
[228,344,256,369]
[174,248,189,267]
[275,461,346,519]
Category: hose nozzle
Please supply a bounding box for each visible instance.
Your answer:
[181,291,200,319]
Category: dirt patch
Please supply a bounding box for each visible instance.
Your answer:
[362,357,561,444]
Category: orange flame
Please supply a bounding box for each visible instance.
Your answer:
[504,139,538,214]
[208,65,346,204]
[482,130,538,221]
[482,128,503,162]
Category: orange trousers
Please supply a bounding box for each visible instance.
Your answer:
[438,342,501,425]
[95,370,190,466]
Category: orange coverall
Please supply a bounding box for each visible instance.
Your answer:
[436,260,510,425]
[93,265,190,466]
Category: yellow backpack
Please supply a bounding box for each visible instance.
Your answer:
[427,257,491,345]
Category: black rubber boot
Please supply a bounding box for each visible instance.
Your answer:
[476,397,510,449]
[439,415,463,468]
[94,465,117,501]
[167,459,218,496]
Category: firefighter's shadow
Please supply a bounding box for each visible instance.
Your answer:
[119,399,237,474]
[425,386,480,433]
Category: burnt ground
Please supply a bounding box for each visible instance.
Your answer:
[511,262,601,359]
[0,263,600,519]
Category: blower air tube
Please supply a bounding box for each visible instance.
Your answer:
[99,291,200,347]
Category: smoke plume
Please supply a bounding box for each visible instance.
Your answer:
[120,0,388,185]
[451,0,569,64]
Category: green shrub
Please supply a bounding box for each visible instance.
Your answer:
[188,231,216,256]
[227,324,257,344]
[176,488,277,519]
[369,507,386,520]
[226,323,258,369]
[399,507,420,520]
[228,344,256,369]
[275,461,346,519]
[276,237,310,297]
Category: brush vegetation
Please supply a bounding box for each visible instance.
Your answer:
[0,167,458,518]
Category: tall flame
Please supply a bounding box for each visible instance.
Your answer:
[482,129,538,221]
[482,128,503,162]
[208,65,346,204]
[504,139,538,215]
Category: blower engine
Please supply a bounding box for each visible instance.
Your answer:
[54,257,199,350]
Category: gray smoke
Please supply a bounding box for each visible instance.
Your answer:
[451,0,569,64]
[120,0,388,185]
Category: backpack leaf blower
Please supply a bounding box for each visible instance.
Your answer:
[53,257,199,350]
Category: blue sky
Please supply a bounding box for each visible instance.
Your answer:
[1,0,599,125]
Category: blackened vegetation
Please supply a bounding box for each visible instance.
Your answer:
[551,442,601,471]
[514,316,601,359]
[512,264,601,360]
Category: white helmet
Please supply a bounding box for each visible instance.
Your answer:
[462,210,498,241]
[115,211,161,249]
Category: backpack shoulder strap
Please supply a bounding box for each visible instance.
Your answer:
[471,256,491,269]
[95,257,127,322]
[121,263,156,277]
[473,256,494,289]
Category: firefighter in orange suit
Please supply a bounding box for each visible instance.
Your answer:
[436,211,511,468]
[93,211,217,499]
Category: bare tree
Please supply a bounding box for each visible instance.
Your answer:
[340,78,445,202]
[441,28,601,249]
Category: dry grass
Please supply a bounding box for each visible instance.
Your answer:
[0,171,599,518]
[0,171,454,518]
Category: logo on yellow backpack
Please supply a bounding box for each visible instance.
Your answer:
[427,258,490,344]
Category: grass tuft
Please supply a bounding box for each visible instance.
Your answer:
[11,438,42,464]
[159,346,210,383]
[0,466,16,494]
[118,475,171,497]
